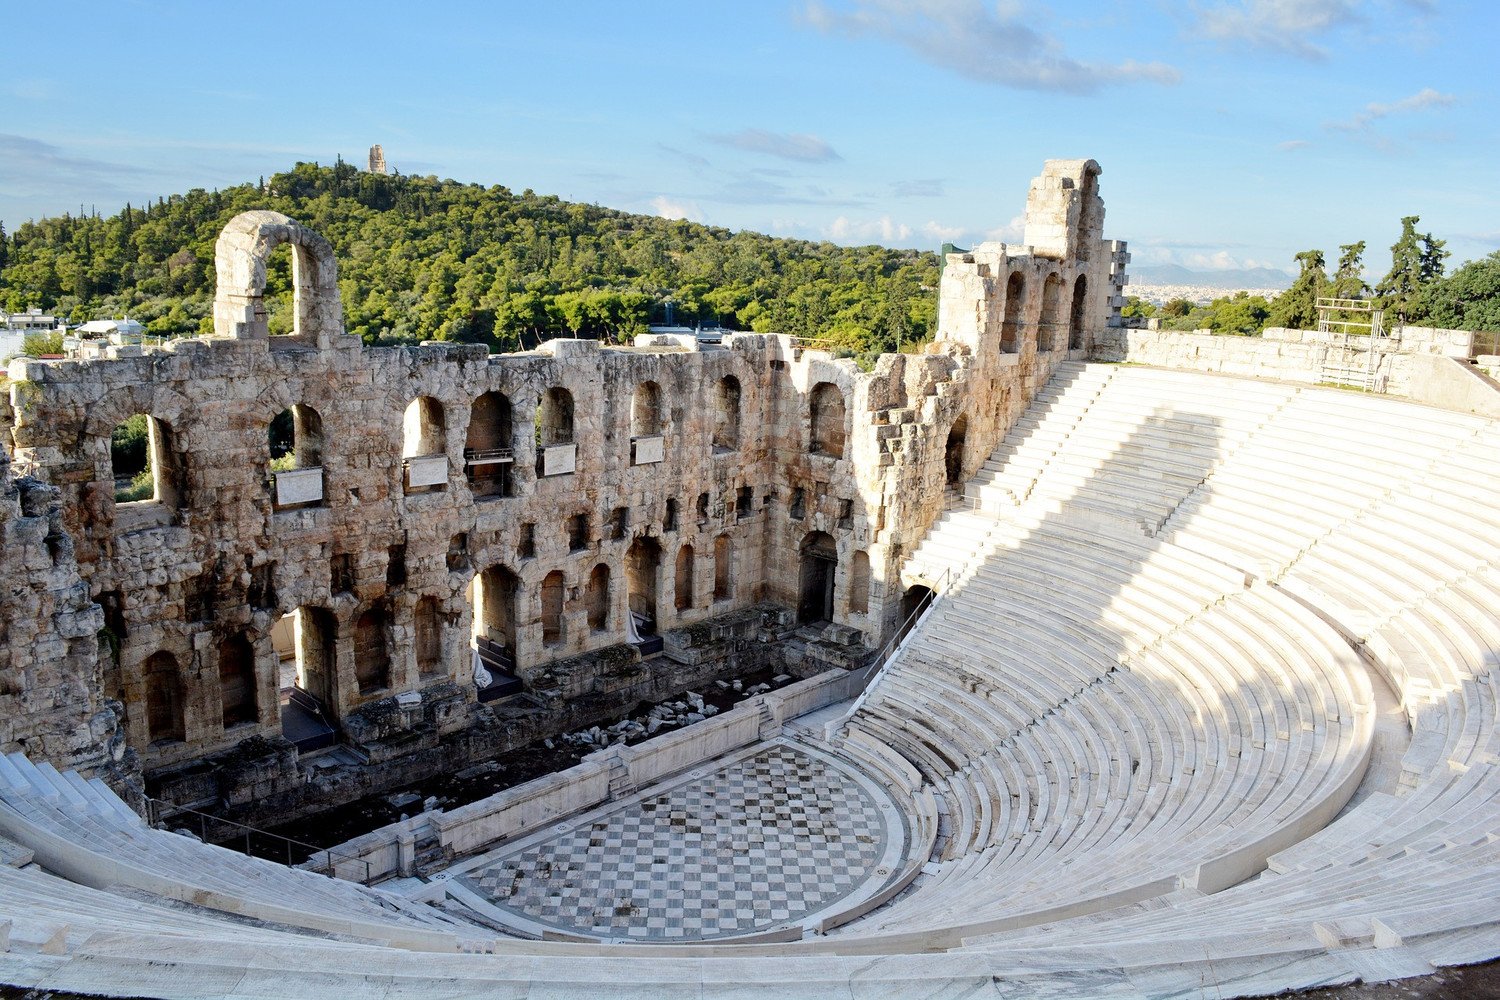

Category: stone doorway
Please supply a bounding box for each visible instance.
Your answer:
[798,532,838,624]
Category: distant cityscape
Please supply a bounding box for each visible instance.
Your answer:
[1127,283,1288,307]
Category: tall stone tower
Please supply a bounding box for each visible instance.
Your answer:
[367,144,388,175]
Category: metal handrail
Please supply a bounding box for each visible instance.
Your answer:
[145,796,372,883]
[462,446,514,462]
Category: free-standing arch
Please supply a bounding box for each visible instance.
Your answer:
[1069,274,1089,351]
[798,531,838,624]
[1000,272,1025,354]
[213,210,342,348]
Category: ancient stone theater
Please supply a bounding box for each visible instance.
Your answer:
[2,159,1499,998]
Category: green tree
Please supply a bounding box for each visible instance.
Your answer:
[0,222,9,271]
[1376,216,1447,321]
[1161,298,1192,319]
[1121,296,1156,322]
[1267,250,1326,330]
[1328,242,1370,301]
[21,332,63,357]
[1422,251,1500,332]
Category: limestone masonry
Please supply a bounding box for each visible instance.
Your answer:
[0,159,1119,804]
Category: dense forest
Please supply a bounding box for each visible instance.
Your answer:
[0,160,941,358]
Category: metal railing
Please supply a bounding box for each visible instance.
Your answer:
[145,796,372,883]
[462,446,514,464]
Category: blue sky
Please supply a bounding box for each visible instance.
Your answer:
[3,0,1497,277]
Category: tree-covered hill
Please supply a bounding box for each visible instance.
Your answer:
[0,160,940,356]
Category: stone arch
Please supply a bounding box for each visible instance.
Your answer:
[1069,274,1089,351]
[630,381,664,438]
[354,605,391,694]
[1073,162,1103,262]
[466,390,514,498]
[586,564,610,632]
[898,584,936,643]
[626,536,662,635]
[1039,272,1065,352]
[537,387,574,446]
[414,596,444,678]
[218,633,258,729]
[945,414,968,487]
[472,564,520,655]
[213,210,342,348]
[714,376,741,451]
[1000,271,1025,354]
[809,382,846,458]
[291,606,338,708]
[110,413,180,509]
[143,650,184,744]
[402,396,446,458]
[675,544,695,612]
[540,570,566,646]
[268,404,325,469]
[849,550,871,616]
[713,534,733,602]
[798,531,838,624]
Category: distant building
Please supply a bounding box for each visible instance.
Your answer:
[368,144,388,175]
[2,308,60,333]
[75,319,145,342]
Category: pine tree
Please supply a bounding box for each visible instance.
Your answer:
[1329,242,1369,301]
[0,222,8,272]
[1268,249,1326,331]
[1376,216,1426,319]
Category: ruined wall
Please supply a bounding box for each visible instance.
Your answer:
[0,159,1121,784]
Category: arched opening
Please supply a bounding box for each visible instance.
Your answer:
[849,551,871,616]
[263,242,296,336]
[287,606,337,708]
[143,651,184,744]
[586,564,610,632]
[111,414,178,507]
[625,537,662,636]
[1039,273,1065,352]
[674,544,695,612]
[472,565,519,656]
[713,535,733,602]
[414,596,444,678]
[1069,274,1089,351]
[1074,167,1102,261]
[268,404,325,508]
[797,531,838,624]
[898,584,936,643]
[402,396,447,493]
[212,210,342,347]
[466,390,514,498]
[809,382,846,458]
[218,633,258,729]
[630,381,663,438]
[536,387,576,477]
[945,414,968,487]
[354,606,391,694]
[1000,271,1025,354]
[540,571,565,646]
[713,376,741,451]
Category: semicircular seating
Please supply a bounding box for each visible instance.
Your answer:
[3,361,1500,998]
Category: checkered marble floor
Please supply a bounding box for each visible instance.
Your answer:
[449,741,904,941]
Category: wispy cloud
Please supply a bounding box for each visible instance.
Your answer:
[892,178,945,198]
[826,215,912,244]
[706,128,842,163]
[1325,86,1456,133]
[1189,0,1361,59]
[1277,138,1311,151]
[657,143,711,170]
[0,133,157,194]
[801,0,1179,94]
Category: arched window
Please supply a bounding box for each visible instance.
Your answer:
[626,538,662,636]
[268,404,325,508]
[144,651,184,744]
[290,606,337,708]
[472,565,520,656]
[415,596,443,678]
[586,564,610,632]
[111,414,177,507]
[537,387,574,446]
[466,391,514,498]
[218,634,258,728]
[402,396,447,493]
[1039,273,1065,352]
[849,550,871,616]
[541,571,566,646]
[1069,274,1089,351]
[630,381,663,438]
[713,376,741,451]
[809,383,846,458]
[713,535,733,602]
[1000,272,1025,354]
[675,544,695,612]
[354,606,391,694]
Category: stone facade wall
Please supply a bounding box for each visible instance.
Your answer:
[0,159,1120,787]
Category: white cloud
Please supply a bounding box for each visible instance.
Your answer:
[985,214,1026,243]
[1326,86,1456,133]
[921,220,967,242]
[706,129,841,163]
[1190,0,1360,59]
[801,0,1179,94]
[648,196,702,222]
[1277,138,1311,151]
[826,215,913,244]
